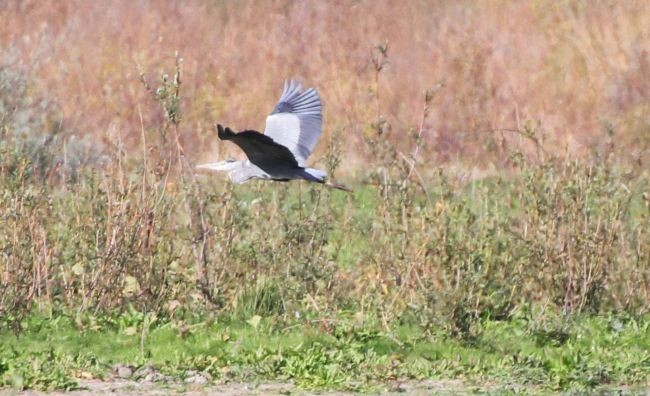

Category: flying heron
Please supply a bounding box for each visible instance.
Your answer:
[197,80,348,191]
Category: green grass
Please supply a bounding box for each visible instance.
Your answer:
[1,311,648,392]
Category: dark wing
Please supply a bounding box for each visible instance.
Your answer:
[264,80,322,166]
[217,124,298,169]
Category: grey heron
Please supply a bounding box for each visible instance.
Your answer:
[197,80,349,191]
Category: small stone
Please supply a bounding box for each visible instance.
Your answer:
[184,375,207,385]
[135,364,156,378]
[144,372,171,383]
[389,381,406,393]
[184,371,211,385]
[112,364,134,379]
[132,364,172,383]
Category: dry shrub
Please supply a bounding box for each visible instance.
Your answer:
[0,2,648,332]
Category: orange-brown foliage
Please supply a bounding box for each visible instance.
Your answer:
[2,0,648,173]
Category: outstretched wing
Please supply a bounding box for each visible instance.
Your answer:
[217,125,298,170]
[264,80,322,166]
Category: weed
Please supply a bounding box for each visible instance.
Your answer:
[0,312,648,391]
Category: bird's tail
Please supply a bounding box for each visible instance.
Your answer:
[215,124,236,140]
[302,168,351,192]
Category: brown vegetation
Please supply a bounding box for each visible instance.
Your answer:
[1,0,648,171]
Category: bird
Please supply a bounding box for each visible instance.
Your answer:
[197,80,349,191]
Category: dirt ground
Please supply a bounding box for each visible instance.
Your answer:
[3,379,646,395]
[1,379,477,396]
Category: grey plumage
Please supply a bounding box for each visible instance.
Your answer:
[198,80,348,191]
[266,80,322,166]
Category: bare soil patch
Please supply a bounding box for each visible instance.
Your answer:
[3,379,473,396]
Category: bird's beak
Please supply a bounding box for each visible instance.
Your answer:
[196,160,239,172]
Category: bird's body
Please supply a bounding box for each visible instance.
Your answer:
[198,80,348,191]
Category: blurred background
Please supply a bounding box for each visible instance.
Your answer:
[2,0,648,176]
[1,5,649,388]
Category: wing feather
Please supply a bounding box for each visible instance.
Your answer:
[264,80,323,166]
[227,130,299,169]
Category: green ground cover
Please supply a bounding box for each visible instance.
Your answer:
[1,311,648,393]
